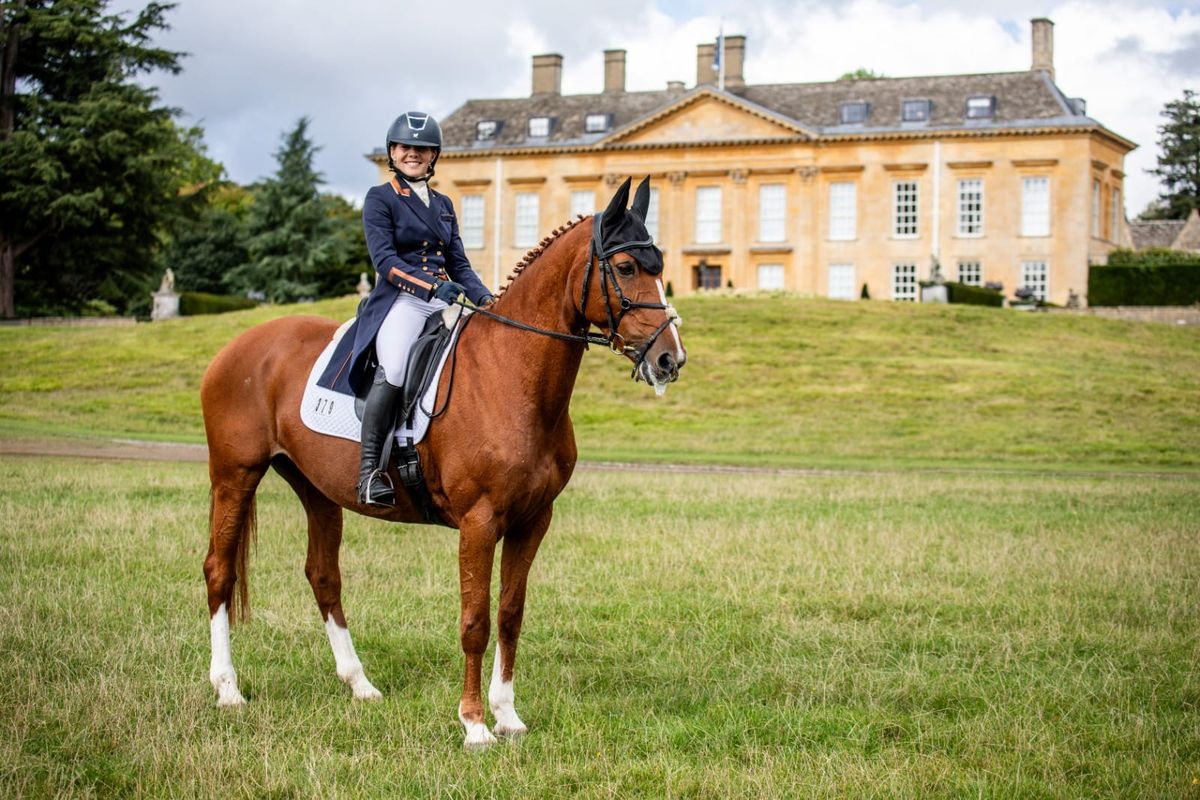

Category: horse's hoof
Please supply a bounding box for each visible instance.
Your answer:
[212,673,246,706]
[494,722,528,739]
[463,727,498,751]
[352,683,383,701]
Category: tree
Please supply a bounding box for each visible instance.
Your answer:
[0,0,198,317]
[838,68,886,81]
[161,181,253,295]
[224,117,360,303]
[1147,88,1200,220]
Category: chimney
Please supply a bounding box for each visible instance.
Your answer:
[1031,18,1054,80]
[722,35,746,89]
[532,53,563,95]
[696,42,715,87]
[604,49,626,93]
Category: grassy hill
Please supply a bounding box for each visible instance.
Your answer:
[1,294,1197,471]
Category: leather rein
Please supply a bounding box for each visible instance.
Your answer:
[454,214,677,371]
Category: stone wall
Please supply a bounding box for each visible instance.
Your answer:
[1048,306,1200,326]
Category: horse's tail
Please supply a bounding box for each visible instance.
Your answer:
[208,486,259,625]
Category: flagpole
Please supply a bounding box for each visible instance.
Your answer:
[718,19,725,91]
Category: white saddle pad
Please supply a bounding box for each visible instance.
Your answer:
[300,306,466,446]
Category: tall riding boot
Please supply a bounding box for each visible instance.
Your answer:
[357,371,402,507]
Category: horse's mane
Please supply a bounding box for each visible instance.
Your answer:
[494,214,588,301]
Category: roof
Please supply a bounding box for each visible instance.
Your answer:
[1130,219,1186,250]
[412,69,1133,157]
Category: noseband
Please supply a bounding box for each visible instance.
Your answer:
[460,214,680,372]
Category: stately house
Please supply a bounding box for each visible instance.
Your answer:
[369,19,1134,305]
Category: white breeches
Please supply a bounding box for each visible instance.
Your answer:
[375,292,447,386]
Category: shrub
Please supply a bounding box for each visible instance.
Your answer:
[944,282,1004,307]
[1089,248,1200,306]
[179,292,258,316]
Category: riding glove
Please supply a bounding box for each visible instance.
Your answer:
[432,279,466,304]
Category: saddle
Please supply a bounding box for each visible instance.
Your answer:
[356,309,461,526]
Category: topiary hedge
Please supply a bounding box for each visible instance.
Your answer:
[179,292,258,316]
[945,282,1004,307]
[1089,248,1200,306]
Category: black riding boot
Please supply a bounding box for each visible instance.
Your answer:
[357,371,402,507]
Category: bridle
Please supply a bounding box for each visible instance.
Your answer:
[457,213,679,373]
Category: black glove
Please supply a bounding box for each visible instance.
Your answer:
[432,279,465,304]
[477,294,496,308]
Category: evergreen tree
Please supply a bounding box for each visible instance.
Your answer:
[1147,89,1200,220]
[161,181,253,295]
[225,117,355,303]
[0,0,203,317]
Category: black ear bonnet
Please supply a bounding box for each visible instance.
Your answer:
[597,177,663,275]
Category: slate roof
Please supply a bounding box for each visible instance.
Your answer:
[418,69,1123,156]
[1129,219,1186,250]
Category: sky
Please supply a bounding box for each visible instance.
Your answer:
[112,0,1200,216]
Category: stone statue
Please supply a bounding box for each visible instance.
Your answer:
[151,268,180,321]
[357,272,372,298]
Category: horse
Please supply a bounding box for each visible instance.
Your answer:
[200,177,686,749]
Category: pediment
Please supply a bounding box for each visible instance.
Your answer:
[605,91,807,146]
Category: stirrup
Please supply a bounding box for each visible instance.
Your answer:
[358,469,396,507]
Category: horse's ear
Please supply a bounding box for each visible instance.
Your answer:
[630,177,651,222]
[601,177,632,229]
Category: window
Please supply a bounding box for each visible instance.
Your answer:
[957,260,982,286]
[966,96,994,119]
[758,184,786,242]
[1021,177,1050,237]
[514,193,539,247]
[892,262,918,302]
[695,187,722,244]
[1020,260,1048,301]
[528,116,551,137]
[645,188,660,242]
[892,181,919,238]
[570,190,595,219]
[461,195,485,249]
[1092,179,1102,237]
[902,99,930,122]
[956,179,984,236]
[1110,187,1121,242]
[585,113,610,133]
[694,262,722,290]
[475,120,499,141]
[828,182,856,241]
[828,263,856,300]
[840,101,869,124]
[757,264,785,290]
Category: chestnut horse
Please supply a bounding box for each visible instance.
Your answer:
[200,178,685,748]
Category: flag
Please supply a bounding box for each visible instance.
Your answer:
[713,26,723,72]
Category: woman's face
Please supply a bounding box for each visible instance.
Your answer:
[391,143,435,180]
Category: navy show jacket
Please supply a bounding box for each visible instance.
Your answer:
[317,176,491,395]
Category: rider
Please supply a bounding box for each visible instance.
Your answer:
[318,111,495,507]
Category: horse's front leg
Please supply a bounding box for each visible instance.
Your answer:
[457,506,499,750]
[490,507,552,738]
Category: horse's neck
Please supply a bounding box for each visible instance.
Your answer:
[466,222,590,422]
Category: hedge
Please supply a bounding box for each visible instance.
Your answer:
[946,282,1004,307]
[179,292,258,316]
[1089,248,1200,306]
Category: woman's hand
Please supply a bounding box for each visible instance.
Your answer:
[432,280,466,304]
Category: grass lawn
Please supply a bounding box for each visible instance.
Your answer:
[1,457,1196,797]
[1,294,1198,471]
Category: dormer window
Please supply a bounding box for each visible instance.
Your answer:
[901,99,930,122]
[528,116,552,137]
[475,120,499,141]
[966,96,995,119]
[840,101,870,124]
[585,113,611,133]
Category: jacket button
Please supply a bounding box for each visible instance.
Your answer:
[422,241,429,247]
[422,257,428,263]
[436,251,442,256]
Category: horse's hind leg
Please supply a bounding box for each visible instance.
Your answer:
[273,456,381,701]
[204,462,266,707]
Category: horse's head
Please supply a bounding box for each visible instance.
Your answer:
[581,177,686,395]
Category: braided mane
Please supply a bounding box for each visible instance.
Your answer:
[494,214,588,300]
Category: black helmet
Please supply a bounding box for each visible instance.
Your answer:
[386,111,442,179]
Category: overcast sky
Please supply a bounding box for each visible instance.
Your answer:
[112,0,1199,216]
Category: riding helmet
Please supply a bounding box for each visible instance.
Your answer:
[386,111,442,178]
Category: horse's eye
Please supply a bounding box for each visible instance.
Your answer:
[615,261,636,277]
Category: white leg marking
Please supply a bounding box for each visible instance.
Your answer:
[655,279,686,363]
[489,647,527,738]
[209,603,246,706]
[459,702,498,750]
[324,616,382,700]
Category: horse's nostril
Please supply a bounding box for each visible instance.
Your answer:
[658,352,676,373]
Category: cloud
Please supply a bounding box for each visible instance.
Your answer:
[109,0,1200,214]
